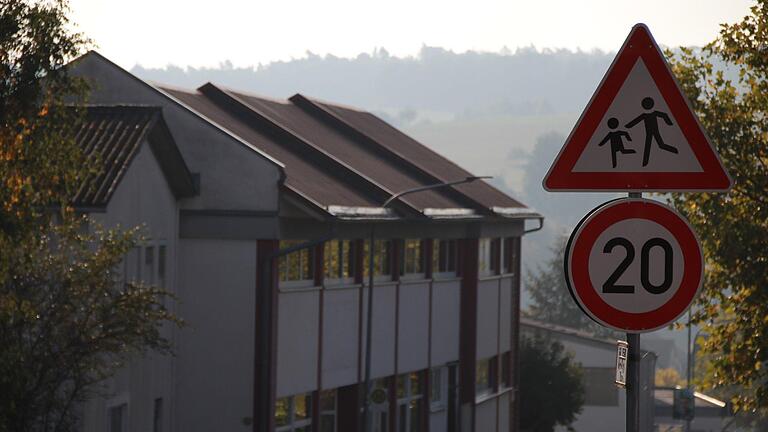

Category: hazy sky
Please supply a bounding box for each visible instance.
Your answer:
[69,0,754,69]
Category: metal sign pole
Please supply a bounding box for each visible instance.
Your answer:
[626,332,640,432]
[626,191,642,432]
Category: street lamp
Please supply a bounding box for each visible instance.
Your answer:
[360,176,492,432]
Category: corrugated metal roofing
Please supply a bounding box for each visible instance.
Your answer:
[305,98,527,210]
[73,105,158,207]
[158,82,533,219]
[72,105,195,208]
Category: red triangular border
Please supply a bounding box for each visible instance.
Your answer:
[543,24,732,192]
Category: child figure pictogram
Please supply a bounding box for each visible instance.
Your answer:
[625,97,678,166]
[598,117,636,168]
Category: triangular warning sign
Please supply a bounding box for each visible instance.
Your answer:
[543,24,732,192]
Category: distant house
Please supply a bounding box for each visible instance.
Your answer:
[69,52,542,432]
[520,318,657,432]
[654,387,731,432]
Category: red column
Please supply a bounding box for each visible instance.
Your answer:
[254,239,280,432]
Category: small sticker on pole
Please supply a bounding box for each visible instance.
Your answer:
[615,340,629,388]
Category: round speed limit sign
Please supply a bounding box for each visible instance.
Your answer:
[565,198,703,332]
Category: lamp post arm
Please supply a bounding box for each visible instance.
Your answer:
[381,176,492,208]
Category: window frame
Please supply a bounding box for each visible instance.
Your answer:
[278,240,316,289]
[364,239,395,282]
[475,357,497,397]
[319,389,337,432]
[323,239,357,286]
[429,366,449,412]
[432,239,458,279]
[275,393,313,432]
[400,239,426,280]
[396,371,425,432]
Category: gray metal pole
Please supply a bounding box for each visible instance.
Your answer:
[626,332,641,432]
[626,191,641,432]
[361,224,375,431]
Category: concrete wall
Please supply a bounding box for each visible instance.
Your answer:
[82,142,178,432]
[176,238,257,431]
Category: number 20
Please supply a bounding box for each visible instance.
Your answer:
[602,237,673,294]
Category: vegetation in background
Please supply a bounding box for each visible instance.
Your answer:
[655,368,685,388]
[519,334,585,432]
[668,0,768,421]
[0,1,179,430]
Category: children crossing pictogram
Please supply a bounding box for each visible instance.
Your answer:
[542,24,733,191]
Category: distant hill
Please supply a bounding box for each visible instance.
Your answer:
[132,46,613,120]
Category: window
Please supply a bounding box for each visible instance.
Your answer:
[583,367,619,406]
[364,239,393,280]
[109,403,127,432]
[476,357,497,396]
[429,367,448,411]
[500,352,511,389]
[478,239,492,275]
[153,398,163,432]
[432,240,457,277]
[275,393,312,432]
[396,372,424,432]
[400,239,424,277]
[145,246,155,284]
[324,240,357,283]
[319,389,337,432]
[158,245,167,288]
[366,378,390,432]
[279,240,315,287]
[501,237,519,275]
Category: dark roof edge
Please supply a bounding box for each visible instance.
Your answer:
[69,51,286,175]
[289,93,522,213]
[147,113,197,198]
[198,83,425,219]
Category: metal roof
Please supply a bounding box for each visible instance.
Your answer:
[157,82,537,220]
[72,105,195,207]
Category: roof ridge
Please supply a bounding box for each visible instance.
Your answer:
[198,83,425,217]
[290,94,497,213]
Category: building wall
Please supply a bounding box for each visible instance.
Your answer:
[176,238,257,431]
[82,142,178,432]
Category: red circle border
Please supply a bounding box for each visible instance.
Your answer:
[567,199,703,332]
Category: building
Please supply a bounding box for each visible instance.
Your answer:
[520,318,657,432]
[69,51,542,432]
[654,387,731,432]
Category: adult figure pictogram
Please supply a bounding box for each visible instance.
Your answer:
[598,117,636,168]
[625,97,677,166]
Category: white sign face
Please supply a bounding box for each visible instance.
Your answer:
[565,199,703,333]
[572,60,703,173]
[587,218,684,313]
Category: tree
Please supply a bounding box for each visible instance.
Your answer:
[519,334,585,432]
[655,368,684,388]
[667,0,768,418]
[525,234,618,339]
[0,1,178,430]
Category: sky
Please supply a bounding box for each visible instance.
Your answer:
[69,0,755,69]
